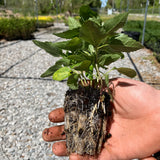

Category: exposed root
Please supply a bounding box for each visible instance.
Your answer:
[64,86,113,155]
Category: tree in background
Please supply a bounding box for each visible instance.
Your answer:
[0,0,102,15]
[0,0,4,5]
[114,0,159,11]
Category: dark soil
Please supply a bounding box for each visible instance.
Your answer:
[64,86,113,155]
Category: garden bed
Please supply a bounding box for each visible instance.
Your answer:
[0,17,36,40]
[123,20,160,62]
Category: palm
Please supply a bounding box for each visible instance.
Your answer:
[43,78,160,160]
[98,78,160,160]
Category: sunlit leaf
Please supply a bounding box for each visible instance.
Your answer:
[68,17,81,30]
[103,12,129,34]
[108,33,144,52]
[41,65,61,78]
[53,67,71,81]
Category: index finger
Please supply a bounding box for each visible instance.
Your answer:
[49,108,65,123]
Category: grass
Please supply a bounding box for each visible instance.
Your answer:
[100,13,160,22]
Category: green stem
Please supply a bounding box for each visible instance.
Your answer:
[95,64,103,88]
[80,78,85,86]
[80,74,87,86]
[97,44,109,50]
[95,47,103,89]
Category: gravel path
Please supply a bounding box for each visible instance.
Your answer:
[0,23,160,160]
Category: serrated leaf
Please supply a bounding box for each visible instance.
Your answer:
[80,5,97,22]
[98,54,121,66]
[33,40,64,57]
[68,17,81,30]
[54,28,80,39]
[80,20,106,47]
[115,67,136,78]
[73,60,91,71]
[53,67,71,81]
[108,33,144,52]
[103,12,128,34]
[53,37,82,51]
[41,65,61,78]
[67,74,79,90]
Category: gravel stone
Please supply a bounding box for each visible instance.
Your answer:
[0,23,160,160]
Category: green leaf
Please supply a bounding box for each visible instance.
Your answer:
[41,58,70,77]
[55,58,70,66]
[41,65,61,78]
[67,74,79,90]
[80,20,106,47]
[68,17,81,30]
[115,67,136,78]
[108,33,144,52]
[53,37,82,51]
[68,55,87,62]
[105,74,109,87]
[53,67,71,81]
[103,12,128,34]
[99,46,125,59]
[54,28,80,39]
[85,65,94,80]
[66,37,82,51]
[80,5,97,22]
[89,16,102,26]
[88,45,95,54]
[98,54,121,66]
[73,60,91,71]
[33,40,64,57]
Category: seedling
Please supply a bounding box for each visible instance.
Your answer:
[33,5,143,156]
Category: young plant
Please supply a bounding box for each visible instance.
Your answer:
[33,5,143,156]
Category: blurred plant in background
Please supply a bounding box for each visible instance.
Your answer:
[0,17,36,40]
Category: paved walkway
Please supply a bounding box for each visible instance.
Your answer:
[0,23,160,160]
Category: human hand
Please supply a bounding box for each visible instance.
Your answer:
[42,78,160,160]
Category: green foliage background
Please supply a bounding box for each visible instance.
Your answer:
[0,0,101,15]
[106,0,160,13]
[0,17,36,40]
[124,20,160,62]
